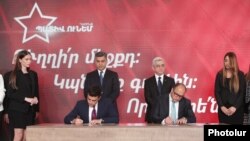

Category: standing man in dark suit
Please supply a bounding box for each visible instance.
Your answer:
[84,51,120,103]
[144,57,175,123]
[64,86,119,125]
[151,83,196,124]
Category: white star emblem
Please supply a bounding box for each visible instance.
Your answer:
[14,3,57,43]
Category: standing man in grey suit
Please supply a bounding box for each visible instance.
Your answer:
[144,57,175,123]
[84,51,120,103]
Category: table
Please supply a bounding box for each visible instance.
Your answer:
[26,123,203,141]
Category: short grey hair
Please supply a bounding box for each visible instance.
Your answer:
[152,57,165,67]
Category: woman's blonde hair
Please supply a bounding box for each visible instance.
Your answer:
[222,52,239,93]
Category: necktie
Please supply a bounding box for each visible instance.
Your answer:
[91,106,97,120]
[100,71,103,85]
[171,101,177,124]
[157,77,162,94]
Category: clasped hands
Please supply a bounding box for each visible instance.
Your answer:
[71,116,102,126]
[24,97,38,106]
[221,106,236,116]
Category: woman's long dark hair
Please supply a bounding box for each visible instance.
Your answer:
[9,50,31,89]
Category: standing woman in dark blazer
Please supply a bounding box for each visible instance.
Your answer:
[245,65,250,124]
[215,52,245,124]
[4,50,39,141]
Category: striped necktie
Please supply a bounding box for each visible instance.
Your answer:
[91,106,97,120]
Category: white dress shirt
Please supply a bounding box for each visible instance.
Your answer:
[88,103,98,122]
[161,94,179,125]
[0,74,6,112]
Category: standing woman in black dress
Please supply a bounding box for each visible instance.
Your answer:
[4,50,39,141]
[214,52,246,124]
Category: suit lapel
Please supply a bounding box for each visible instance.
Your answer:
[161,95,170,117]
[18,70,30,93]
[102,69,108,89]
[28,71,35,96]
[162,75,167,86]
[162,75,169,91]
[162,75,173,95]
[96,100,103,119]
[85,102,90,123]
[152,76,160,95]
[94,70,102,86]
[178,99,184,119]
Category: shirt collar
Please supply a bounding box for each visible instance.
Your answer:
[90,102,99,110]
[155,74,164,79]
[98,68,106,75]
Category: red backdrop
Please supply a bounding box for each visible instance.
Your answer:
[0,0,249,123]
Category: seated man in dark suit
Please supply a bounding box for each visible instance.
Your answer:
[151,83,196,125]
[64,86,119,125]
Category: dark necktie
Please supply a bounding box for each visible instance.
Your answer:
[157,77,163,94]
[100,71,103,85]
[91,106,97,120]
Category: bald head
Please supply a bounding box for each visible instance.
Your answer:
[171,83,186,102]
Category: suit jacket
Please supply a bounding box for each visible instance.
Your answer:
[84,69,120,102]
[151,94,196,123]
[144,75,175,123]
[64,98,119,124]
[4,70,39,113]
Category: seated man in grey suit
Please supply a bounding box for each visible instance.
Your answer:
[64,86,119,125]
[151,83,196,125]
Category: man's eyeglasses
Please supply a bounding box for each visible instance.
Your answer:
[173,91,184,98]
